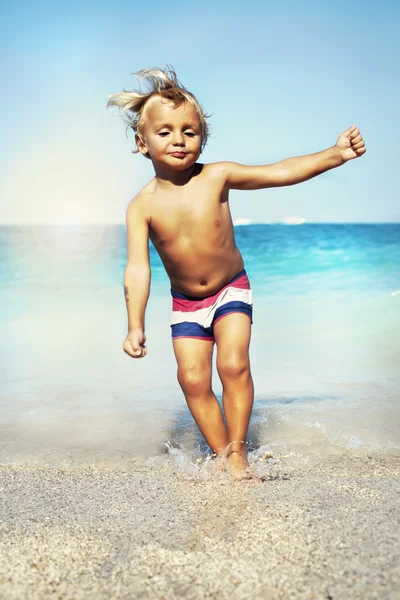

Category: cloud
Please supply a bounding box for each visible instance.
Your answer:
[280,216,307,225]
[233,217,276,226]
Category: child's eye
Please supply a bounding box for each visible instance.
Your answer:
[185,132,195,137]
[159,132,169,137]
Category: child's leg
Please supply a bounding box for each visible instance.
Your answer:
[172,338,229,456]
[213,313,254,475]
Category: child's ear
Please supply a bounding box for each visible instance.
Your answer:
[135,133,149,156]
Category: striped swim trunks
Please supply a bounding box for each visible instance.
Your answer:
[171,269,253,341]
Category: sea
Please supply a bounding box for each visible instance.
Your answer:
[1,223,399,472]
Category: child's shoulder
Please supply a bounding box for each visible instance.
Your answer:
[201,161,235,181]
[126,179,156,216]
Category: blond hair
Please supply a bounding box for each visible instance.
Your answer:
[106,66,211,159]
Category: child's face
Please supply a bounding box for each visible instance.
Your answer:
[137,95,202,169]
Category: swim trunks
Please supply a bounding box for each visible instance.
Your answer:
[171,269,253,341]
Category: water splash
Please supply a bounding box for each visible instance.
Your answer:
[163,441,222,482]
[163,440,289,483]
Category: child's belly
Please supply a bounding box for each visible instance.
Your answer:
[157,240,244,297]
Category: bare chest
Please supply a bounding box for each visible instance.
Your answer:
[149,189,230,248]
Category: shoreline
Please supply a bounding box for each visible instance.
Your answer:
[1,452,399,599]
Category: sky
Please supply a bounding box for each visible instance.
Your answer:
[1,0,399,224]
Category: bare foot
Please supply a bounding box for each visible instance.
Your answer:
[213,454,228,473]
[201,454,228,473]
[228,450,262,484]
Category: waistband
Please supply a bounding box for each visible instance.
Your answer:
[171,269,247,300]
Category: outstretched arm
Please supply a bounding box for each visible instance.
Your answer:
[220,125,366,190]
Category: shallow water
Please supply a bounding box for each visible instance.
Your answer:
[1,224,399,469]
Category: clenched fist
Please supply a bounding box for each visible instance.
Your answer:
[336,125,366,162]
[123,328,147,358]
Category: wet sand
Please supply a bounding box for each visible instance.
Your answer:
[0,451,399,599]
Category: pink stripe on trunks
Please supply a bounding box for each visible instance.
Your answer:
[171,269,253,340]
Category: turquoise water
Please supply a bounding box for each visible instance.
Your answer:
[1,224,399,468]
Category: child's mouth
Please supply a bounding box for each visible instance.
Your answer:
[170,152,187,158]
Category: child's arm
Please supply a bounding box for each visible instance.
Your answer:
[123,197,151,358]
[219,125,366,190]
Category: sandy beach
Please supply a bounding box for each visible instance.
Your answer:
[0,451,398,599]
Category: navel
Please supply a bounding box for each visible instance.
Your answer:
[200,279,207,286]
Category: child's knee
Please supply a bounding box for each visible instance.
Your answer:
[217,355,250,381]
[177,365,211,396]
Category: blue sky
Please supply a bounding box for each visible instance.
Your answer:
[1,0,399,223]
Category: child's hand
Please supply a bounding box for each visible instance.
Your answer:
[335,125,366,162]
[123,329,147,358]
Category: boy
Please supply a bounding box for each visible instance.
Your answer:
[107,67,366,483]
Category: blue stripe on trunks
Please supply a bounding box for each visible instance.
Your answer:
[213,301,253,325]
[171,322,214,339]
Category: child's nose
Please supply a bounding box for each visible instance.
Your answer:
[171,133,185,146]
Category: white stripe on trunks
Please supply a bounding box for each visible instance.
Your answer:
[171,287,252,327]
